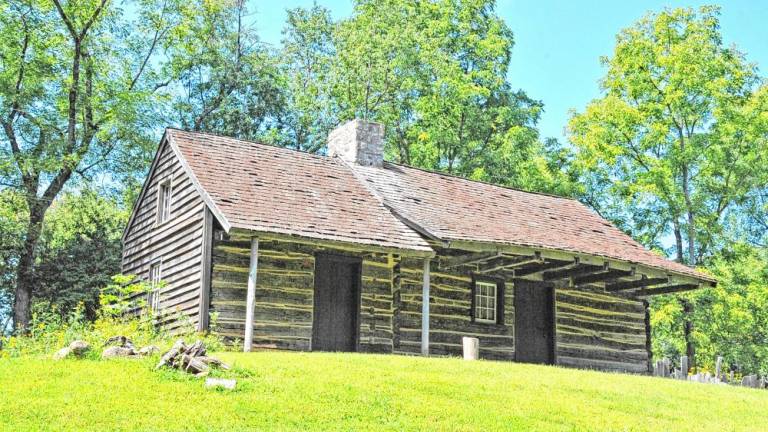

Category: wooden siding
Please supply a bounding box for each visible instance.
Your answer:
[210,237,395,353]
[205,233,651,372]
[555,286,649,373]
[395,257,516,361]
[121,139,208,330]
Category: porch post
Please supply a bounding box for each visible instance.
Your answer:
[421,258,430,356]
[243,237,259,352]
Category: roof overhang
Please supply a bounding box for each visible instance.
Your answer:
[227,227,435,258]
[432,239,715,297]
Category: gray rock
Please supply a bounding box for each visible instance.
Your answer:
[742,374,760,388]
[104,335,134,349]
[69,340,90,356]
[102,346,137,359]
[53,347,72,360]
[138,345,160,356]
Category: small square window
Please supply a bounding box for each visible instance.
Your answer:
[148,262,162,311]
[474,281,499,324]
[157,180,172,223]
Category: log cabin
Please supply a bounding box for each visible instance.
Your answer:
[121,119,715,373]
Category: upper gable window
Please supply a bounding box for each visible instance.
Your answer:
[157,180,172,224]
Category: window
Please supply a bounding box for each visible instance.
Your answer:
[148,262,162,311]
[473,280,504,324]
[157,180,172,223]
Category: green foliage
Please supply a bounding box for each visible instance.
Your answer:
[0,273,226,358]
[164,0,285,138]
[276,0,566,193]
[0,188,128,328]
[566,6,768,374]
[277,4,337,152]
[568,6,768,263]
[652,244,768,375]
[33,190,127,320]
[0,190,26,332]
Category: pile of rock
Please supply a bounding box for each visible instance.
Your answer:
[155,340,229,377]
[53,340,91,360]
[101,335,159,359]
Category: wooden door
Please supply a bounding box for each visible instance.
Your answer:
[312,254,362,352]
[514,280,554,364]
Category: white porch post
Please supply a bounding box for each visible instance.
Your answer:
[421,258,430,356]
[243,237,259,352]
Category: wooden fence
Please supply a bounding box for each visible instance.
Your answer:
[653,355,766,389]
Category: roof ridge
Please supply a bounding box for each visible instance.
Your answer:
[167,128,577,203]
[165,127,329,160]
[382,160,579,202]
[166,126,581,203]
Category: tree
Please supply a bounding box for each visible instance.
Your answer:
[0,0,171,331]
[0,190,26,334]
[567,6,768,369]
[329,0,549,189]
[278,4,337,152]
[651,244,768,375]
[275,0,560,191]
[568,6,768,266]
[34,189,127,321]
[166,0,284,140]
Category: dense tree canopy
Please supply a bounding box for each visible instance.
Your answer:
[567,6,768,372]
[568,6,768,265]
[286,0,558,189]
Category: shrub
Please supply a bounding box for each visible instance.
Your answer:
[0,275,228,359]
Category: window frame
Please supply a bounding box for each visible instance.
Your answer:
[471,276,505,325]
[156,178,172,224]
[148,261,162,311]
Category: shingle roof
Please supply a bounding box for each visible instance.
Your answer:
[350,162,713,282]
[166,128,712,282]
[166,129,433,254]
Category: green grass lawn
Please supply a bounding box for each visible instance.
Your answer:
[1,351,766,431]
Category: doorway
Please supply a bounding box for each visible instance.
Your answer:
[311,253,362,352]
[514,280,555,364]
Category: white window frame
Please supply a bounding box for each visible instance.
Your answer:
[156,179,172,224]
[474,281,498,324]
[148,261,162,311]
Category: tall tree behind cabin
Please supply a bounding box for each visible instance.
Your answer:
[0,0,176,331]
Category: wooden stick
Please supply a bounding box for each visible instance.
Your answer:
[244,237,259,352]
[421,258,430,356]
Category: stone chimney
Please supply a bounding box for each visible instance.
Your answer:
[327,119,384,167]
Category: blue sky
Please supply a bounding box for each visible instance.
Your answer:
[252,0,768,141]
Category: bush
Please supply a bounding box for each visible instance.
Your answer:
[0,275,227,359]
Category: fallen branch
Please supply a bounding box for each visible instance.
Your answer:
[155,340,229,377]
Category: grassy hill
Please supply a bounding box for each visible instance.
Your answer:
[1,351,766,431]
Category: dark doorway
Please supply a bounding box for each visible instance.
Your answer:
[312,253,362,352]
[514,280,555,364]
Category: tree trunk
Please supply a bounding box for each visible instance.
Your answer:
[12,204,45,332]
[682,164,696,266]
[680,298,695,371]
[673,220,684,264]
[643,300,653,374]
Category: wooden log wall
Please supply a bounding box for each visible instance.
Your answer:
[209,237,395,353]
[395,257,515,360]
[122,139,207,331]
[206,237,650,372]
[554,286,649,373]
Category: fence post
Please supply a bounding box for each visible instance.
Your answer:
[680,355,689,380]
[715,356,723,382]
